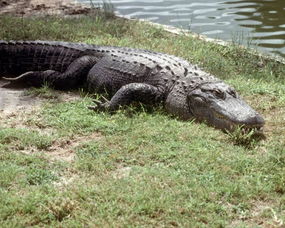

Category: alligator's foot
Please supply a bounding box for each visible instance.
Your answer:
[88,83,160,113]
[88,96,111,112]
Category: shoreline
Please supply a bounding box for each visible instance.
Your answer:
[0,0,284,64]
[118,14,285,65]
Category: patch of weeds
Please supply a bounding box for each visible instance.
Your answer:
[0,128,53,150]
[26,167,58,185]
[226,126,263,148]
[142,25,167,39]
[41,98,138,136]
[75,140,116,173]
[0,164,20,188]
[84,1,133,39]
[24,84,59,100]
[47,197,78,222]
[89,0,115,19]
[0,148,64,190]
[76,141,103,159]
[41,99,100,134]
[0,187,65,225]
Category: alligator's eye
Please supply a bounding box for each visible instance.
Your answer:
[191,94,206,104]
[228,89,238,98]
[193,96,206,104]
[212,90,226,99]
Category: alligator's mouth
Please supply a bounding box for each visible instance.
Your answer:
[212,110,264,133]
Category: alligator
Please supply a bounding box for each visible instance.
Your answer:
[0,40,265,131]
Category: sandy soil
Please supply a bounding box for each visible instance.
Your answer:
[0,80,42,113]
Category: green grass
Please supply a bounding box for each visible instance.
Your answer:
[0,13,284,227]
[24,84,60,99]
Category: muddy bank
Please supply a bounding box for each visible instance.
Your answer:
[0,0,92,16]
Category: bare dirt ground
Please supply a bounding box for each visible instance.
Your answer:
[0,80,42,113]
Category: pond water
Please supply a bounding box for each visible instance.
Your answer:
[79,0,285,58]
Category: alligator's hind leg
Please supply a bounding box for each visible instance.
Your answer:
[89,83,162,111]
[2,56,98,90]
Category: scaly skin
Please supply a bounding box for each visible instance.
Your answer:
[0,40,265,131]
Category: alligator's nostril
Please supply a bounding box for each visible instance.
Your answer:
[256,114,265,126]
[244,113,265,126]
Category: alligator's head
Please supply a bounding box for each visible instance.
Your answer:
[187,80,265,131]
[166,76,265,132]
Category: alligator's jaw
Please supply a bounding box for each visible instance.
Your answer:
[209,97,265,131]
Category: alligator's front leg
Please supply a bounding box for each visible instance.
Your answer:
[2,56,98,90]
[89,83,162,111]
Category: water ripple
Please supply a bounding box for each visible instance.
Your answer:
[80,0,285,57]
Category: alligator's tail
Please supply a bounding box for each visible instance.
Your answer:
[0,41,84,78]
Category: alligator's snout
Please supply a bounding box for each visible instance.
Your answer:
[239,112,265,128]
[212,107,265,132]
[187,81,265,131]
